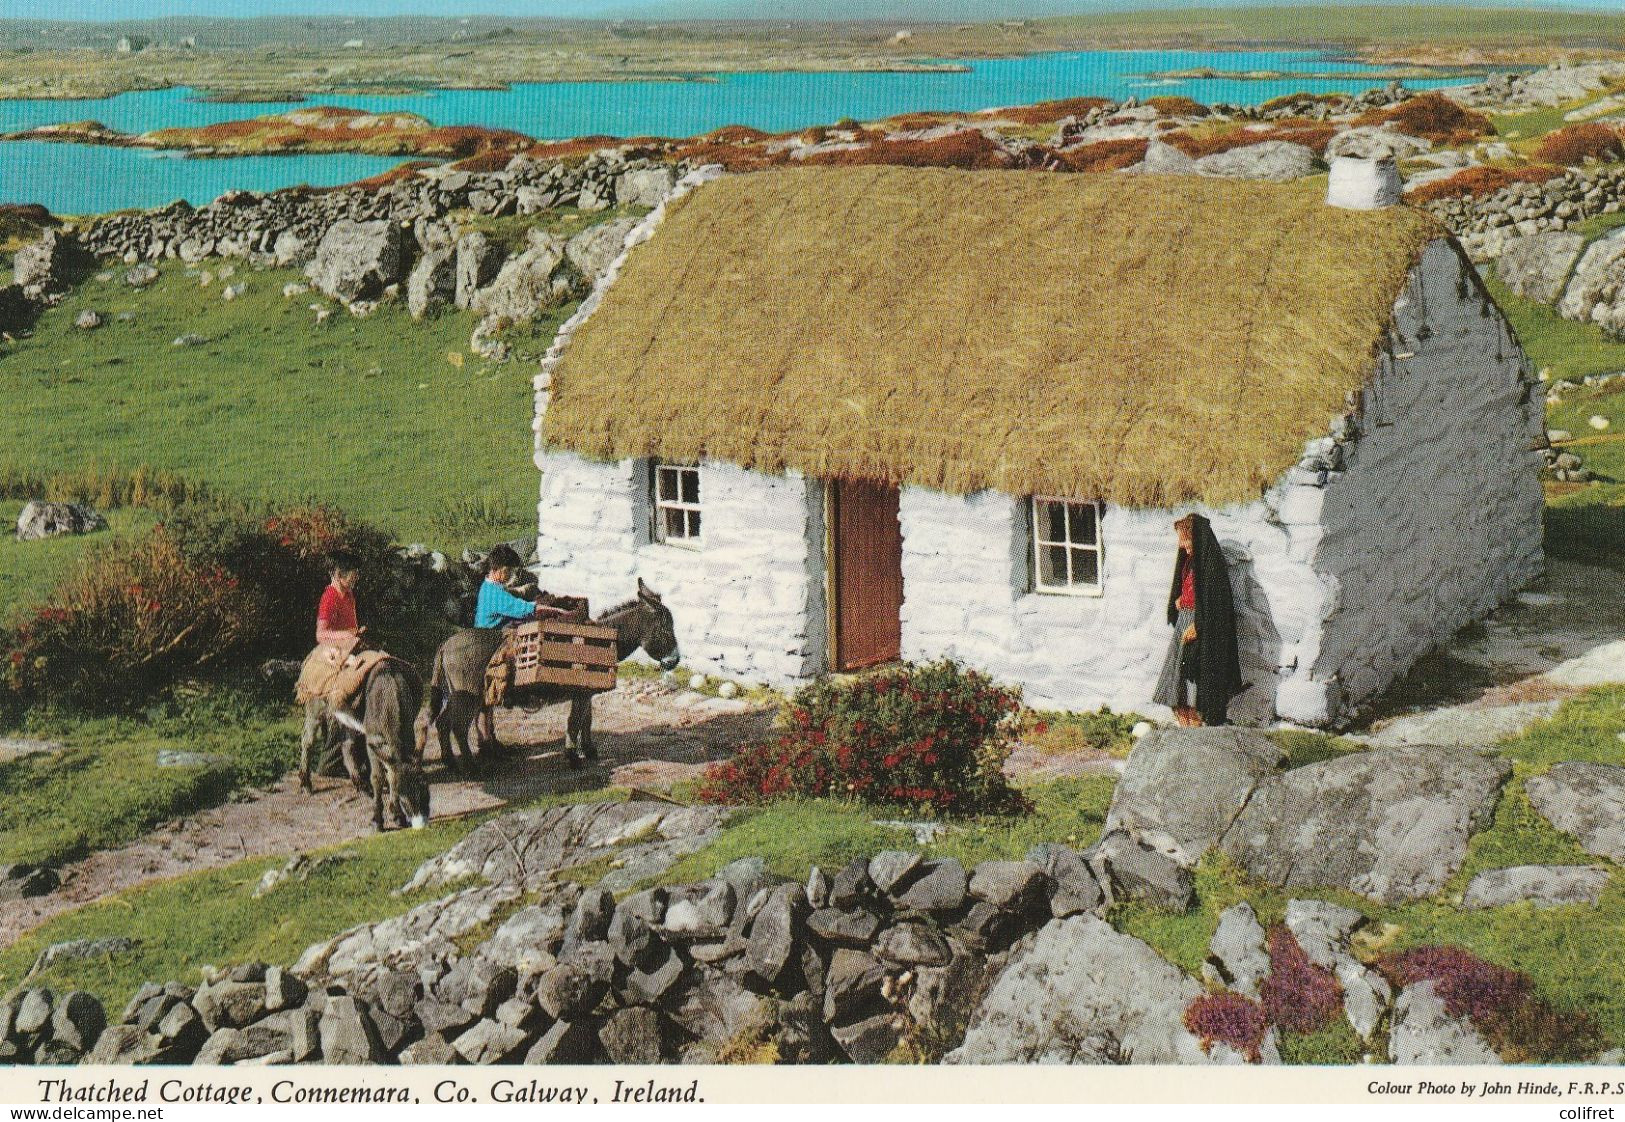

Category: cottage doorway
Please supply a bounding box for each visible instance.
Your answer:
[828,478,904,671]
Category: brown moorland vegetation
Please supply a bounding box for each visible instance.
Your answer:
[1163,121,1338,158]
[997,96,1115,126]
[1406,163,1565,203]
[1535,123,1625,166]
[1049,137,1149,172]
[146,106,529,159]
[1354,91,1493,145]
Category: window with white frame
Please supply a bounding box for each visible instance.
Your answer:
[1030,497,1103,594]
[651,461,702,546]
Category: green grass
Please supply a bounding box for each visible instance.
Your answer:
[0,690,298,867]
[1496,686,1625,769]
[1488,275,1625,386]
[0,501,158,623]
[0,258,571,556]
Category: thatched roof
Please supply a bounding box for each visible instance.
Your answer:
[543,166,1449,507]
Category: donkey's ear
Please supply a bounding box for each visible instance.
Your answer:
[637,578,662,602]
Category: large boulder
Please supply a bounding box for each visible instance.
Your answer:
[1194,141,1316,181]
[453,231,504,309]
[615,166,677,208]
[1524,763,1625,862]
[305,219,410,304]
[1388,982,1501,1064]
[1219,747,1510,903]
[564,217,639,287]
[1325,126,1432,160]
[13,230,94,296]
[1557,227,1625,333]
[15,500,106,542]
[406,246,456,319]
[1103,727,1287,866]
[1496,232,1586,306]
[1461,864,1610,909]
[946,915,1213,1064]
[470,233,574,322]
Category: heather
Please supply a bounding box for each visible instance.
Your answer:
[696,660,1029,816]
[1184,991,1269,1061]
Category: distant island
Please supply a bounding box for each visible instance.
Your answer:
[0,6,1618,101]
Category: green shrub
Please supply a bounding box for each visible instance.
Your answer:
[696,660,1029,816]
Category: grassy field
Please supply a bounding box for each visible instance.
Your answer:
[0,502,158,623]
[0,261,550,556]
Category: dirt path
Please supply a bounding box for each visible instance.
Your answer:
[0,679,774,949]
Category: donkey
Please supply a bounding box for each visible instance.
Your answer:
[425,579,680,772]
[303,658,430,831]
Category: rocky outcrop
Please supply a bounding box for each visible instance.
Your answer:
[1103,727,1286,867]
[304,219,409,304]
[14,501,107,542]
[947,915,1212,1064]
[1525,763,1625,862]
[405,246,455,319]
[1389,981,1502,1064]
[1461,864,1610,909]
[1219,747,1510,904]
[1192,141,1316,182]
[13,230,93,298]
[1556,228,1625,335]
[1494,231,1586,305]
[565,217,639,286]
[468,232,578,322]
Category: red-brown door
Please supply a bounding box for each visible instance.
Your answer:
[830,478,903,672]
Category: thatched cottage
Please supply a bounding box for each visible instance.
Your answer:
[529,164,1544,726]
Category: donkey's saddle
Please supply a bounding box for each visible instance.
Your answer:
[296,641,392,712]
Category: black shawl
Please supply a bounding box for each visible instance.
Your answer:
[1164,514,1244,726]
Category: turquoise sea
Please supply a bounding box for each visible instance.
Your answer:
[0,49,1475,214]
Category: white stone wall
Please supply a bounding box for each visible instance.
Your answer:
[1285,237,1546,720]
[532,453,827,688]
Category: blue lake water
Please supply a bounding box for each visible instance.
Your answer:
[0,49,1474,214]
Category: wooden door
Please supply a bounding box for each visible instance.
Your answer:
[830,478,904,672]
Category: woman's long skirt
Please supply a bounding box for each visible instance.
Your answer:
[1152,607,1197,710]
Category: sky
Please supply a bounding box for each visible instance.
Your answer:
[7,0,1623,23]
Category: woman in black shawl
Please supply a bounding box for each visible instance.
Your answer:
[1152,513,1244,727]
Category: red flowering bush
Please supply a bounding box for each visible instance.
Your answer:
[696,660,1029,816]
[1259,924,1344,1035]
[1,531,262,708]
[1376,945,1599,1061]
[1184,992,1270,1061]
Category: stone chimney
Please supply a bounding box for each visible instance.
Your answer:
[1327,155,1403,210]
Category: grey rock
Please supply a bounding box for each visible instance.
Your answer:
[196,1016,292,1065]
[1138,138,1199,174]
[830,857,872,909]
[452,959,517,1018]
[287,1006,321,1063]
[1104,727,1287,866]
[1282,899,1365,970]
[807,907,881,947]
[1219,747,1511,903]
[615,166,677,208]
[305,219,409,303]
[453,231,503,309]
[263,965,307,1013]
[318,995,386,1064]
[1497,232,1586,305]
[28,936,135,978]
[947,915,1211,1064]
[806,866,831,909]
[1195,141,1316,181]
[14,230,92,294]
[1525,763,1625,862]
[470,235,573,322]
[823,948,888,1025]
[562,887,615,955]
[525,1018,598,1064]
[893,858,968,913]
[75,309,104,330]
[473,901,567,977]
[1203,903,1270,999]
[1325,126,1432,160]
[535,947,613,1020]
[1338,958,1393,1042]
[715,856,776,905]
[368,1006,414,1055]
[668,970,775,1056]
[1089,832,1194,912]
[1389,981,1501,1064]
[452,1018,531,1064]
[417,998,478,1038]
[14,988,53,1035]
[171,332,207,347]
[1026,843,1104,917]
[494,997,543,1033]
[125,263,160,288]
[48,991,105,1054]
[14,502,106,543]
[831,1013,903,1064]
[746,883,807,985]
[1462,864,1611,908]
[663,880,734,939]
[83,1024,163,1065]
[950,900,1024,953]
[398,1032,461,1065]
[867,850,922,895]
[875,923,952,967]
[621,946,687,1005]
[599,1006,665,1064]
[607,905,658,967]
[968,860,1047,911]
[1558,228,1625,328]
[155,749,228,769]
[406,246,455,319]
[564,217,638,285]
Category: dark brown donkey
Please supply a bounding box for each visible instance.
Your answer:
[424,579,681,772]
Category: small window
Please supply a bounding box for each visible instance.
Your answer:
[1030,497,1103,594]
[651,461,702,546]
